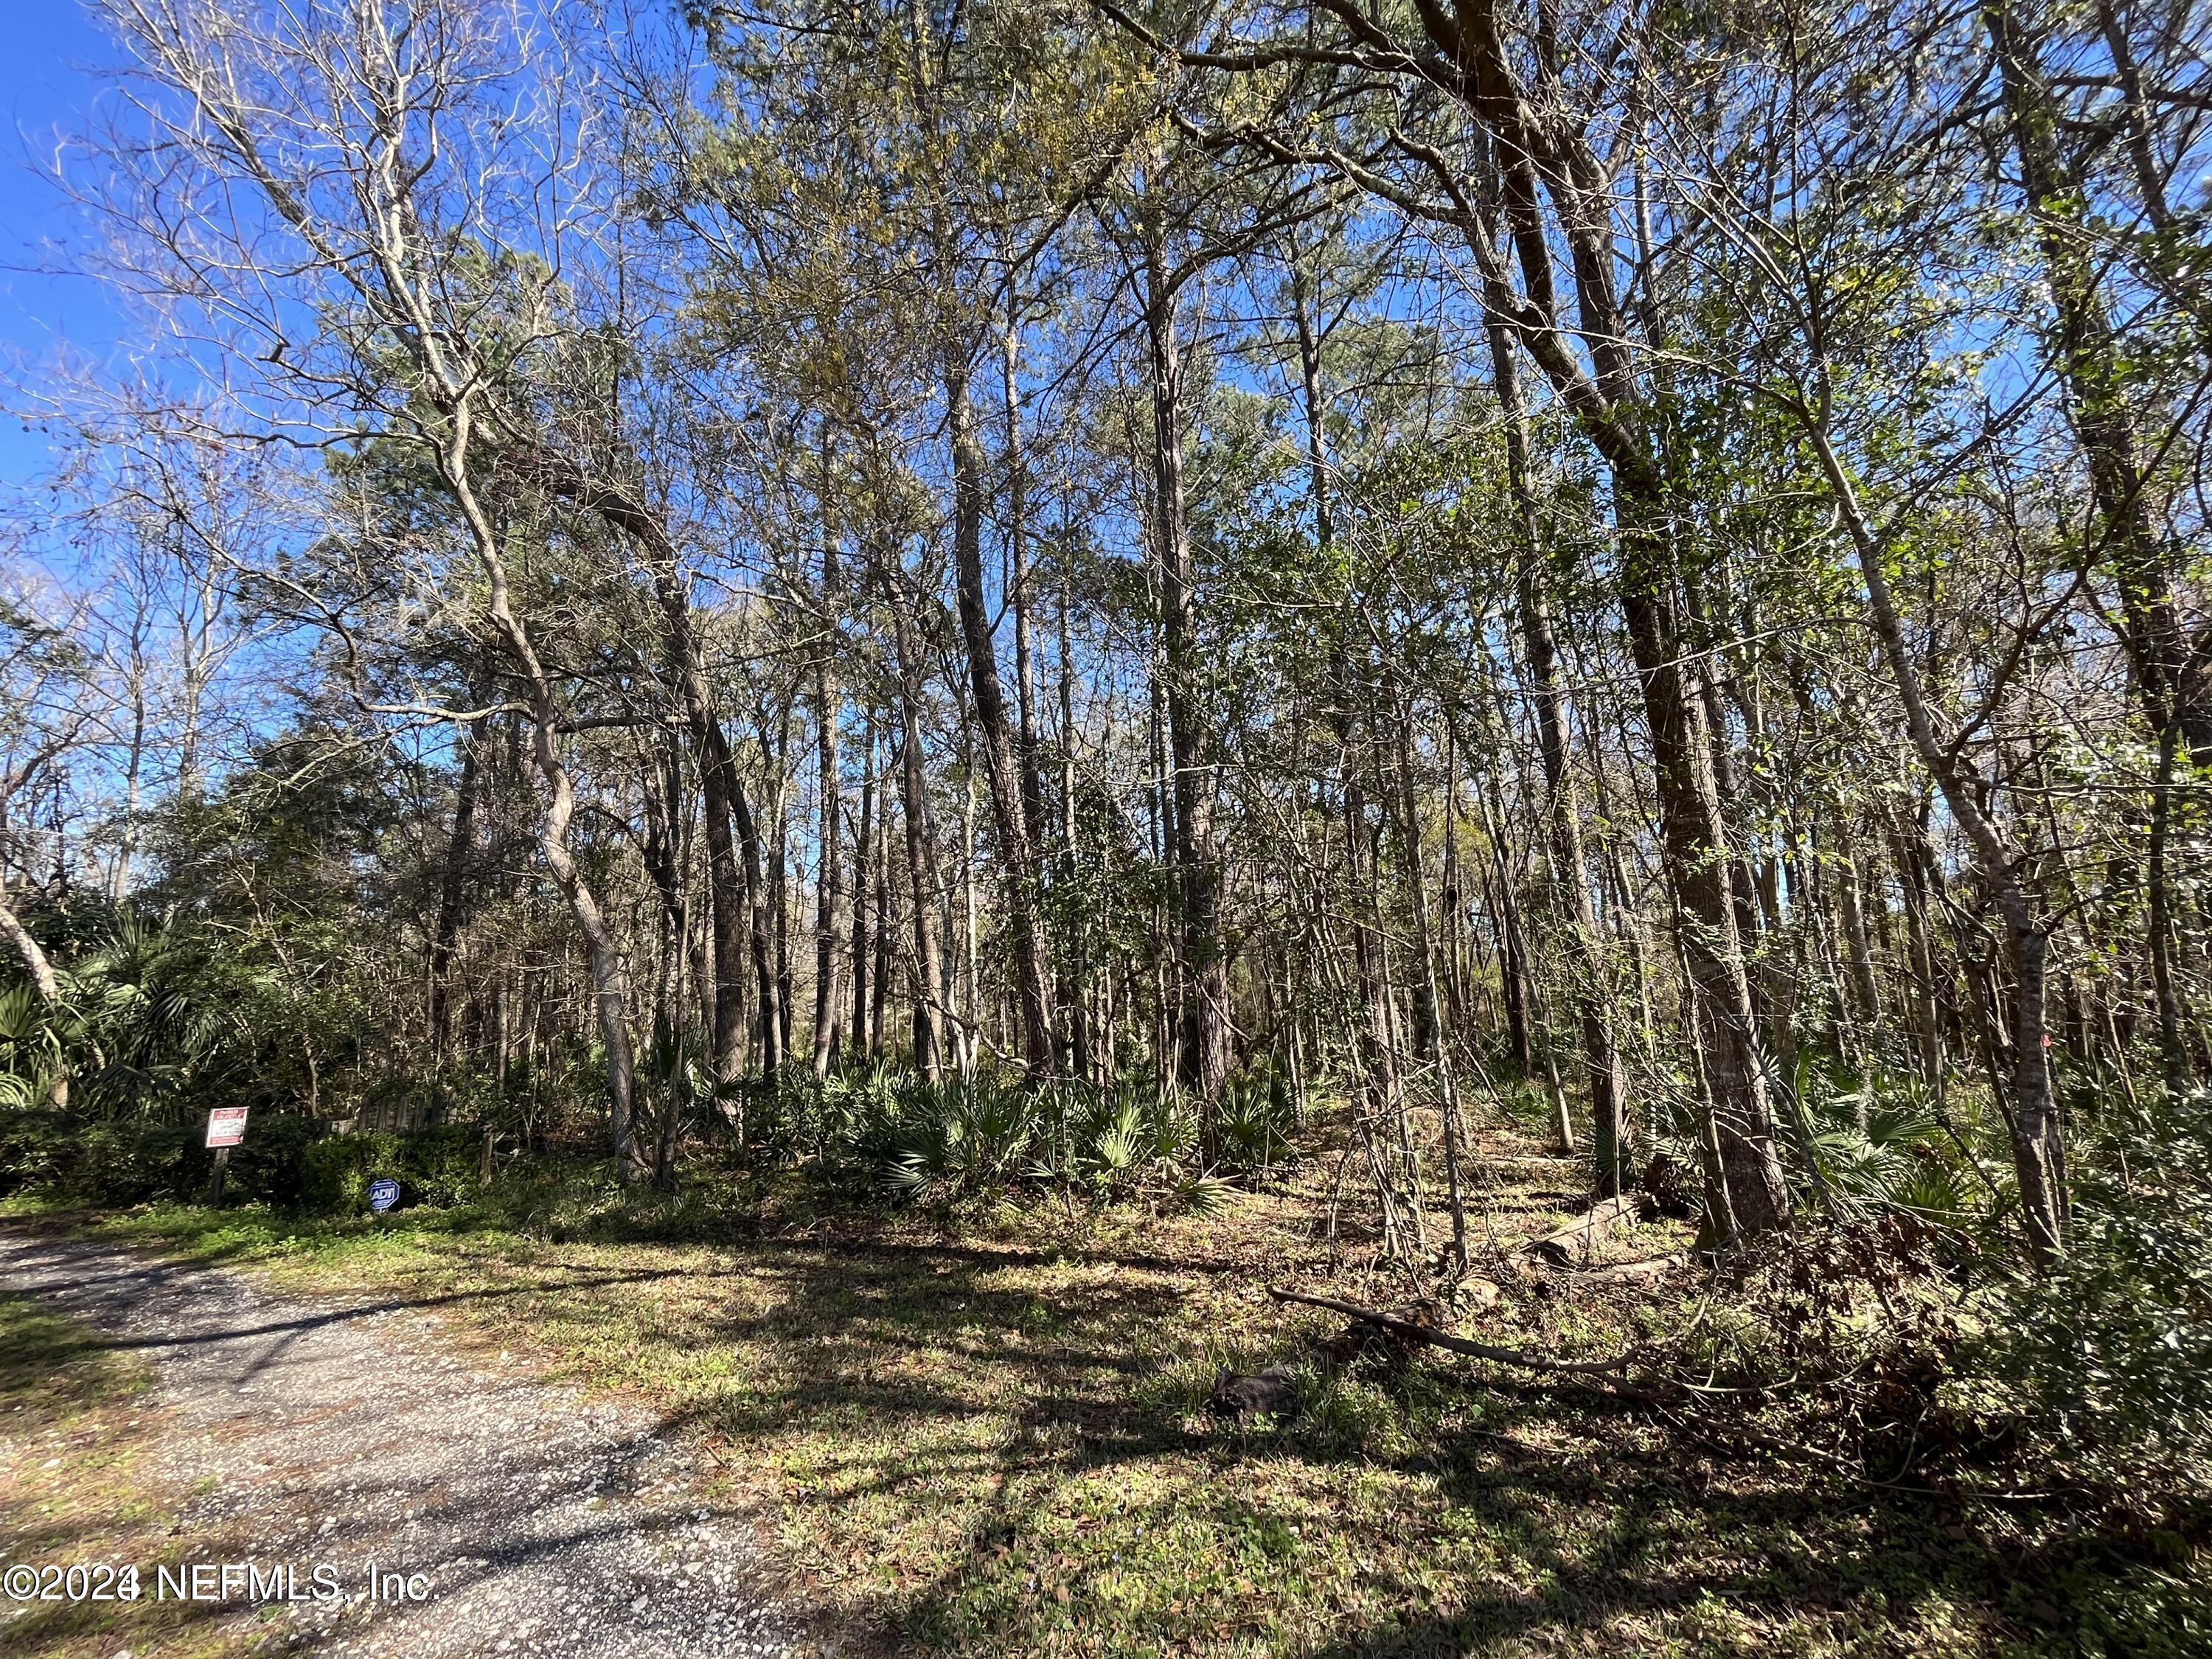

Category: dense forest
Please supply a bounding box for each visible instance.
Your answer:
[4,0,2212,1635]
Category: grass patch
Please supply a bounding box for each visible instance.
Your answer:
[0,1293,255,1659]
[13,1133,2205,1658]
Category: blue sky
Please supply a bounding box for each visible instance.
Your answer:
[0,3,128,491]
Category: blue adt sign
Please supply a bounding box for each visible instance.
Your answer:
[367,1178,401,1214]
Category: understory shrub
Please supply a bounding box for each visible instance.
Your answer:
[1969,1103,2212,1493]
[225,1112,324,1207]
[0,1108,494,1216]
[722,1060,1304,1209]
[0,1107,214,1203]
[299,1124,487,1213]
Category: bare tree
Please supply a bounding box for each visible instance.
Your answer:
[97,0,648,1177]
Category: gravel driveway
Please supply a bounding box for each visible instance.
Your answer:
[0,1231,807,1658]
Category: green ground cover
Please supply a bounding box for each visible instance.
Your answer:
[0,1292,254,1659]
[10,1132,2196,1659]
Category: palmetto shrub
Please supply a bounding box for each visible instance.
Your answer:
[802,1062,1302,1211]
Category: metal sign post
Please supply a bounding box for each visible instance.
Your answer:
[205,1107,248,1206]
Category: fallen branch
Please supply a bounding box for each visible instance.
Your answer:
[1267,1286,1631,1377]
[1523,1195,1643,1267]
[1568,1252,1688,1284]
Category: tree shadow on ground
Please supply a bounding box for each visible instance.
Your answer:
[614,1241,2197,1657]
[16,1214,2199,1656]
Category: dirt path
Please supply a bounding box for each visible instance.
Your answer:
[0,1231,805,1658]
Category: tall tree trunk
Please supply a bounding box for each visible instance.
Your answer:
[852,716,876,1060]
[1388,699,1470,1266]
[813,468,846,1077]
[113,651,146,901]
[1001,305,1050,875]
[1987,0,2200,1113]
[1141,237,1231,1101]
[890,611,946,1082]
[442,430,640,1181]
[1476,785,1537,1077]
[813,664,844,1076]
[945,353,1056,1078]
[1986,0,2210,765]
[959,768,981,1077]
[1836,831,1883,1032]
[1057,546,1093,1082]
[771,707,795,1068]
[699,720,752,1088]
[730,771,782,1085]
[1684,566,1771,997]
[872,787,894,1061]
[428,715,485,1057]
[2150,717,2188,1102]
[1890,815,1949,1093]
[1489,319,1630,1194]
[1396,0,1790,1241]
[1618,507,1790,1242]
[554,472,751,1090]
[1804,421,2067,1264]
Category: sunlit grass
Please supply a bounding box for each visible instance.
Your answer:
[0,1293,254,1659]
[13,1124,2168,1659]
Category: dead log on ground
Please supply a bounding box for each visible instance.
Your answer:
[1523,1194,1646,1267]
[1567,1253,1688,1284]
[1267,1286,1630,1377]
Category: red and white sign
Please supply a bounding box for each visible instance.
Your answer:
[205,1107,249,1149]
